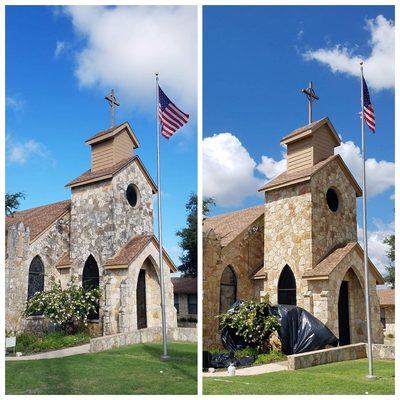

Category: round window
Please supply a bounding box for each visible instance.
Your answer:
[326,188,339,212]
[126,184,139,207]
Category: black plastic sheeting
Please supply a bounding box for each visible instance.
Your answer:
[219,300,338,356]
[271,304,339,355]
[203,351,256,369]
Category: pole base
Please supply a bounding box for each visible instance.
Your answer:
[160,354,170,361]
[365,375,377,381]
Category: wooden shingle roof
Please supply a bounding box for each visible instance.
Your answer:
[172,277,197,294]
[104,234,176,271]
[65,155,157,193]
[258,154,362,197]
[6,200,71,241]
[203,205,264,247]
[377,288,395,306]
[303,241,384,284]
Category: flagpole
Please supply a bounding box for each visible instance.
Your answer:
[360,62,375,380]
[156,73,169,361]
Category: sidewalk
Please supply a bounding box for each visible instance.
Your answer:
[203,360,288,377]
[5,343,90,361]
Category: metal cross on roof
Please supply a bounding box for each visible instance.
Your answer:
[301,81,319,124]
[105,89,120,127]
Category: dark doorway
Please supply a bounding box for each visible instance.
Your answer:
[338,281,350,345]
[82,255,100,319]
[137,269,147,329]
[278,265,297,305]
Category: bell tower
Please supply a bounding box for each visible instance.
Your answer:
[259,117,362,306]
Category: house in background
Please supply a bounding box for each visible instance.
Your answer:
[172,277,197,326]
[377,288,395,337]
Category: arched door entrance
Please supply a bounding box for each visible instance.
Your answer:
[219,266,237,314]
[82,255,99,319]
[338,280,350,345]
[277,265,296,305]
[136,269,147,329]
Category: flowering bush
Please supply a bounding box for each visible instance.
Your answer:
[24,275,100,333]
[218,298,280,352]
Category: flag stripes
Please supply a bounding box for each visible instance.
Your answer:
[362,76,375,133]
[158,86,189,139]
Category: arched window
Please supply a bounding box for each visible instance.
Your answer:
[219,266,237,314]
[28,255,44,300]
[277,265,296,305]
[82,255,99,319]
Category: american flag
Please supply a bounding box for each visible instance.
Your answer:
[158,86,189,139]
[362,76,375,133]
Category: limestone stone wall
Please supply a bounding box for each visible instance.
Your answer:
[203,215,264,349]
[263,182,312,306]
[307,249,383,344]
[5,213,71,334]
[287,343,367,370]
[90,326,197,353]
[70,162,153,271]
[310,158,358,266]
[103,241,177,336]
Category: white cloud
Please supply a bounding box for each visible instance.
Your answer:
[358,219,393,274]
[203,133,263,207]
[256,155,286,182]
[303,15,394,91]
[6,96,25,111]
[54,40,68,58]
[63,6,196,111]
[7,139,50,164]
[335,140,394,197]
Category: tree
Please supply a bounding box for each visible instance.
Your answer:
[5,192,25,216]
[176,194,215,278]
[384,234,395,288]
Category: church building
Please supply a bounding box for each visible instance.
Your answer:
[203,117,384,349]
[6,120,177,336]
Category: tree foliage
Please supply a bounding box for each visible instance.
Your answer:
[5,192,25,216]
[25,276,100,333]
[384,234,395,288]
[176,194,215,278]
[218,298,280,352]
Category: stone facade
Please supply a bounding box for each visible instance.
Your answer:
[203,215,264,349]
[5,122,177,336]
[203,118,384,349]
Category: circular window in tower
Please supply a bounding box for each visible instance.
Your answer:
[326,188,339,212]
[126,184,139,207]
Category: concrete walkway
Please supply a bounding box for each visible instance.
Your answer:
[203,360,288,377]
[5,343,90,361]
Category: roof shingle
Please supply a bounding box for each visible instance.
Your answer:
[172,277,197,294]
[203,205,264,247]
[377,288,395,306]
[6,200,71,241]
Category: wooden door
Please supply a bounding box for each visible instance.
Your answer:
[338,281,350,345]
[136,269,147,329]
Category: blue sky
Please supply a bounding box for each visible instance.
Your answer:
[6,6,197,266]
[203,6,394,272]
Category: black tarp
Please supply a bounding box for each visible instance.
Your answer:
[270,304,339,354]
[219,300,338,355]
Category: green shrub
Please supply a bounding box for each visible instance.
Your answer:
[234,347,259,357]
[253,350,286,365]
[16,331,90,354]
[218,297,280,351]
[25,275,100,333]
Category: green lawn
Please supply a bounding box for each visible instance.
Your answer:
[6,342,197,395]
[203,359,395,395]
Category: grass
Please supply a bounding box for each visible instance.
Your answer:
[6,342,197,395]
[203,359,395,395]
[253,350,286,365]
[14,331,91,354]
